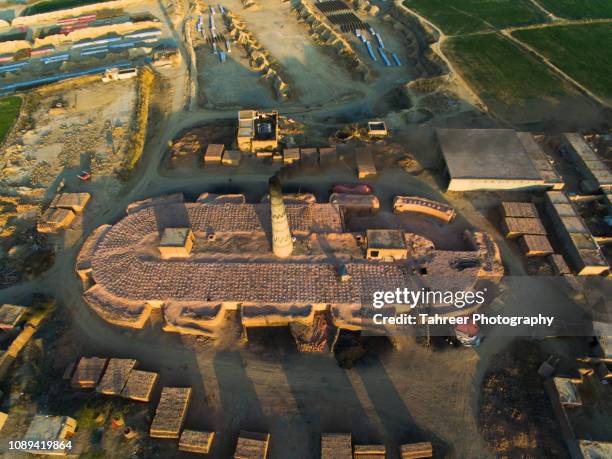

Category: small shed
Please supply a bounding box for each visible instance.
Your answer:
[234,431,270,459]
[0,304,27,330]
[519,235,553,257]
[319,146,337,164]
[283,148,300,165]
[121,370,158,402]
[356,148,376,179]
[150,387,192,438]
[204,144,224,164]
[71,357,108,389]
[159,228,195,259]
[179,430,215,454]
[366,229,408,261]
[400,441,433,458]
[24,415,77,455]
[321,433,352,459]
[553,377,582,406]
[222,150,242,166]
[96,358,137,395]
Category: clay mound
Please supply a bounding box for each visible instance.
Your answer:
[224,13,292,100]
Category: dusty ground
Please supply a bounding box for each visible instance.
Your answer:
[0,0,609,457]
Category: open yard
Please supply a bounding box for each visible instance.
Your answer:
[513,23,612,101]
[0,96,21,144]
[403,0,546,35]
[535,0,612,19]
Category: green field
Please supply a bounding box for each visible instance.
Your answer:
[403,0,546,35]
[23,0,112,16]
[444,33,571,106]
[0,96,22,144]
[536,0,612,19]
[513,23,612,100]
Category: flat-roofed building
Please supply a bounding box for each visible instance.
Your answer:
[158,228,195,259]
[366,229,408,261]
[356,147,376,179]
[437,129,548,191]
[23,415,77,456]
[234,431,270,459]
[0,304,27,330]
[204,144,224,164]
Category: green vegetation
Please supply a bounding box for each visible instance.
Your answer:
[0,96,22,144]
[444,33,571,106]
[23,0,112,16]
[403,0,546,35]
[536,0,612,19]
[513,23,612,100]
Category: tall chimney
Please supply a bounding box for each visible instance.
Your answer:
[269,176,293,258]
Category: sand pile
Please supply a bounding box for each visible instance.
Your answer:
[225,13,292,100]
[291,0,371,82]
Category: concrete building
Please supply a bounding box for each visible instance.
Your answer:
[437,129,554,191]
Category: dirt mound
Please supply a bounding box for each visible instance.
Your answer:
[225,13,292,100]
[478,340,570,458]
[291,0,372,82]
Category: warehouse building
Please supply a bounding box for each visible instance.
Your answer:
[437,129,559,191]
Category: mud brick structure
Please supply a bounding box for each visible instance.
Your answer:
[120,370,158,402]
[321,433,352,458]
[71,357,108,389]
[394,196,456,223]
[234,431,270,459]
[96,358,137,395]
[150,387,192,438]
[399,441,433,458]
[77,194,503,337]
